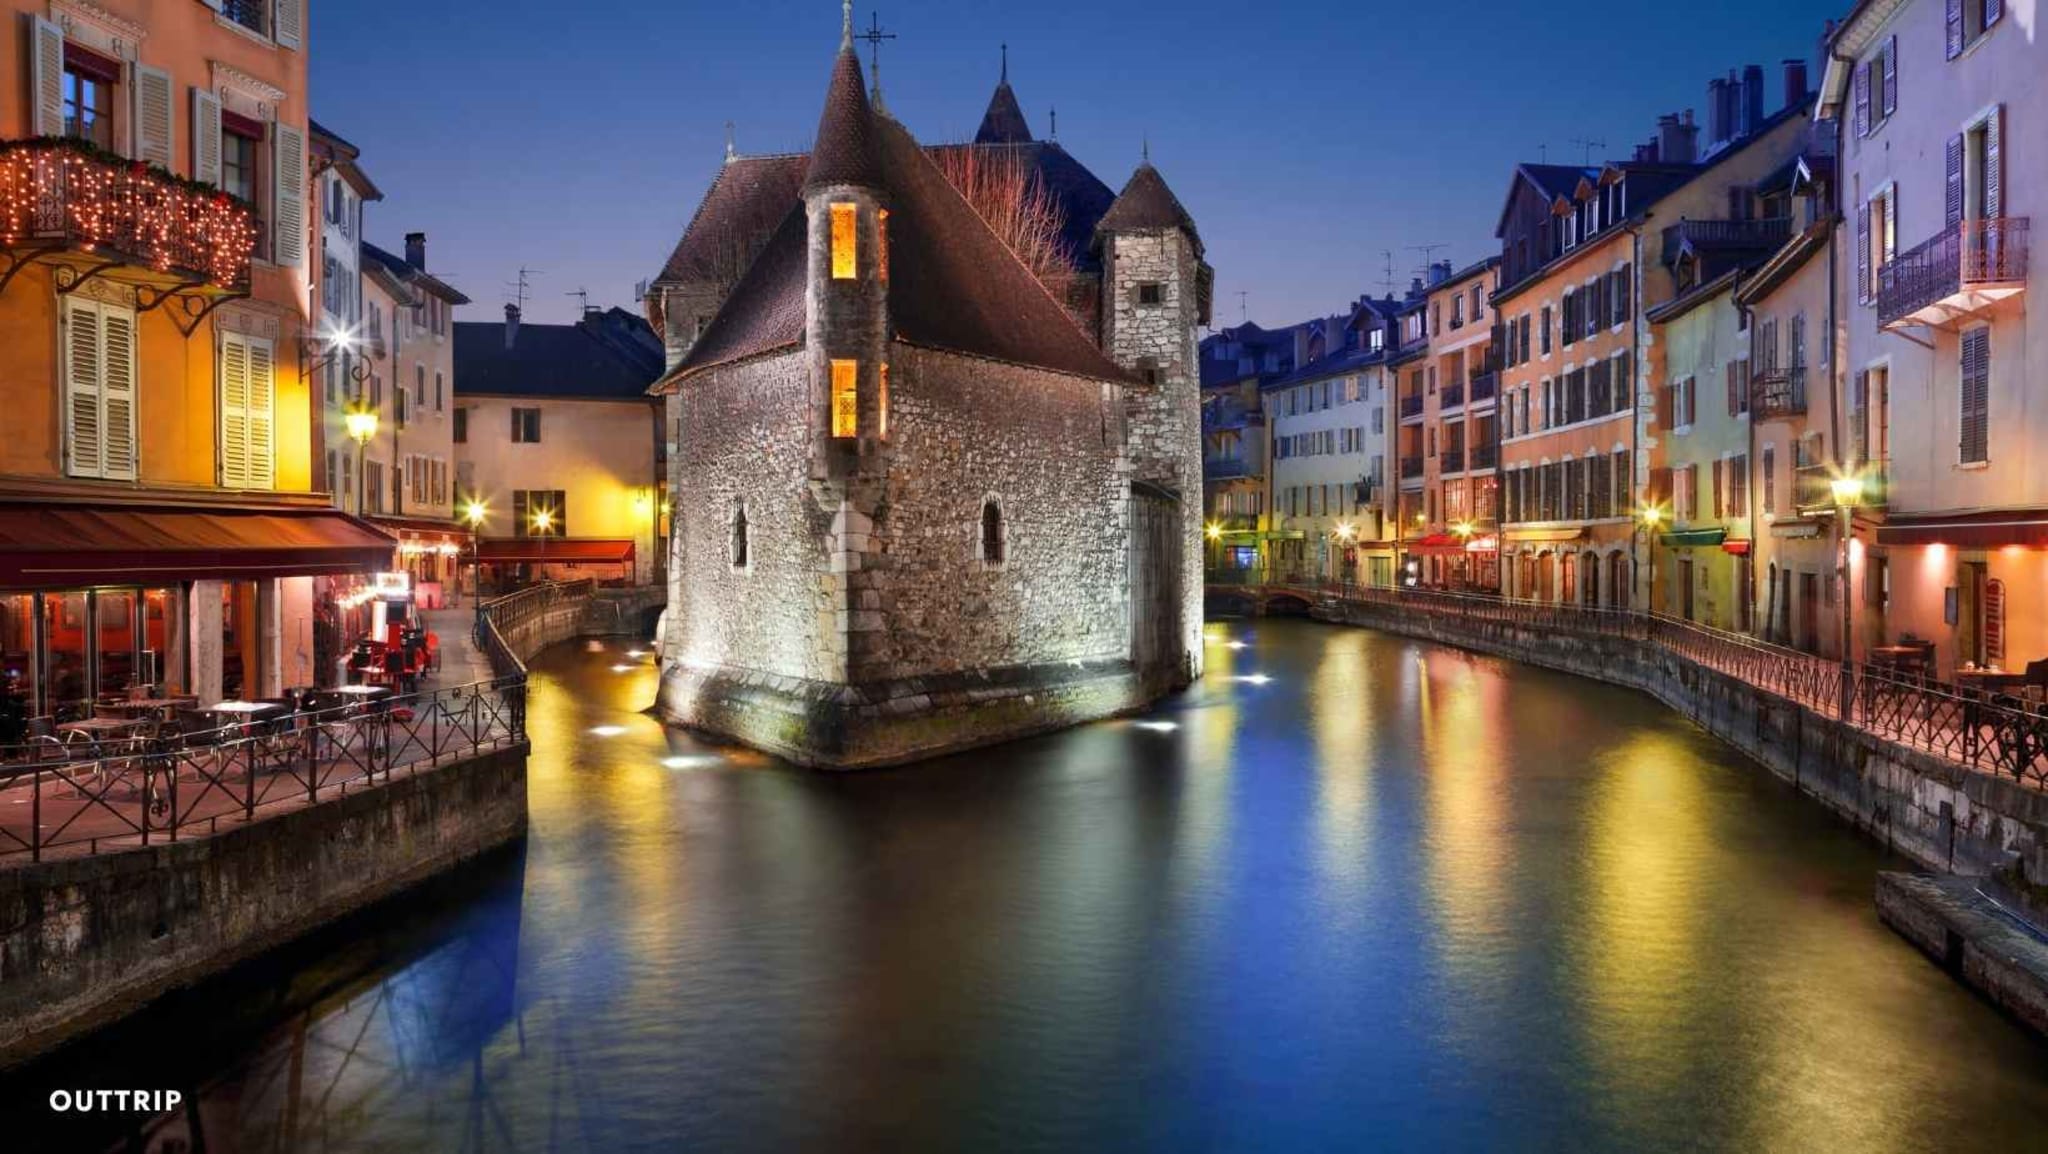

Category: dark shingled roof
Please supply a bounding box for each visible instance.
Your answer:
[804,49,883,192]
[1095,163,1202,257]
[654,154,807,286]
[455,309,664,400]
[925,141,1114,273]
[362,241,471,305]
[662,65,1130,387]
[974,81,1033,144]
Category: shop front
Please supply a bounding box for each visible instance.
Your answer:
[371,515,473,610]
[476,537,637,593]
[0,500,394,739]
[1878,511,2048,679]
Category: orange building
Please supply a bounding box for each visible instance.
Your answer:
[1405,258,1501,589]
[0,1,388,730]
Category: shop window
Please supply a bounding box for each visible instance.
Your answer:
[42,593,88,722]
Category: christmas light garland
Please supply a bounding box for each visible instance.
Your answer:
[0,136,257,287]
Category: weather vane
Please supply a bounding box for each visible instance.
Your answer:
[858,11,895,106]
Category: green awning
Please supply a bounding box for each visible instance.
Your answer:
[1658,527,1728,549]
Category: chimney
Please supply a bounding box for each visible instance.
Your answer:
[503,303,520,350]
[404,231,426,270]
[1293,325,1312,369]
[1706,77,1729,145]
[1429,260,1452,287]
[1783,58,1809,109]
[1408,275,1424,301]
[1658,112,1699,165]
[1741,64,1766,136]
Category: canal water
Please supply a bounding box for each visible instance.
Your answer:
[13,620,2048,1151]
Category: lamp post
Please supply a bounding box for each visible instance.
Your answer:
[1334,520,1357,591]
[1831,471,1866,720]
[1638,504,1665,615]
[463,498,488,627]
[344,398,379,517]
[301,325,370,505]
[1451,519,1475,591]
[531,507,554,585]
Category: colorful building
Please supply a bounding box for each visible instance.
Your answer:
[1822,0,2042,677]
[1408,258,1502,590]
[1262,310,1394,583]
[0,0,405,727]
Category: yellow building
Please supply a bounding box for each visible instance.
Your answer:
[0,1,395,725]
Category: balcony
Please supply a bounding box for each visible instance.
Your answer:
[0,139,255,316]
[1878,217,2029,331]
[1441,381,1465,410]
[1470,442,1499,472]
[1751,365,1806,419]
[1441,448,1466,474]
[1660,216,1793,254]
[1399,394,1425,420]
[1468,371,1498,404]
[1205,456,1255,480]
[1400,456,1424,481]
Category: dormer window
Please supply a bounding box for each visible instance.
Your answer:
[830,202,857,279]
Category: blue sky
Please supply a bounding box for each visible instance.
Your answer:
[312,0,1844,328]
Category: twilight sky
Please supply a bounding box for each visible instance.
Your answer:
[311,0,1844,329]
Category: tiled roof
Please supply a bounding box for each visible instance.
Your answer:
[653,154,807,287]
[662,61,1131,387]
[455,309,664,400]
[1095,163,1202,256]
[926,140,1115,273]
[804,48,884,192]
[974,81,1033,144]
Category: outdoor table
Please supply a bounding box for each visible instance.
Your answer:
[57,716,152,740]
[328,685,391,697]
[1954,669,2029,696]
[95,699,182,721]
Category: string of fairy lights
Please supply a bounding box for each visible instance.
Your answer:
[0,137,256,286]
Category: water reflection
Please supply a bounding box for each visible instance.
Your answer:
[10,621,2048,1151]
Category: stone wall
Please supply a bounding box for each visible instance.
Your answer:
[1320,597,2048,878]
[0,743,529,1067]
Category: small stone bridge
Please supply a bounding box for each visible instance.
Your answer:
[1202,570,1329,617]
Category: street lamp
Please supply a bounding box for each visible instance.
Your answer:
[463,498,488,624]
[344,398,379,516]
[1638,504,1665,614]
[1831,471,1866,720]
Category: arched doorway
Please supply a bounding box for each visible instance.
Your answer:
[1581,551,1601,607]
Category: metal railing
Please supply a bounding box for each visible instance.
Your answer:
[478,579,593,678]
[1660,217,1792,253]
[1751,365,1806,417]
[1399,394,1425,419]
[1470,442,1499,471]
[1469,371,1499,403]
[1878,217,2030,328]
[1400,455,1424,479]
[1441,448,1465,473]
[1205,571,2048,788]
[0,678,526,864]
[1441,381,1465,409]
[0,139,257,287]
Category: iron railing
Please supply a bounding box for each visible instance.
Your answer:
[1441,381,1465,409]
[1400,456,1424,479]
[1469,371,1499,404]
[1441,448,1465,473]
[1399,394,1425,419]
[0,139,257,287]
[0,679,526,864]
[1470,442,1499,471]
[1205,572,2048,788]
[1878,217,2030,328]
[478,579,593,678]
[1660,216,1792,254]
[1752,365,1806,417]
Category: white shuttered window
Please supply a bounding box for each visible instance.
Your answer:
[61,297,139,480]
[219,331,277,489]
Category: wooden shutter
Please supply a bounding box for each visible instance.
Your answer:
[1856,201,1871,301]
[273,121,307,267]
[220,332,250,487]
[245,337,276,489]
[1986,579,2006,663]
[100,306,137,480]
[1726,360,1738,416]
[1881,37,1897,118]
[1986,0,2003,28]
[192,88,222,187]
[62,300,104,479]
[1960,327,1989,463]
[132,65,175,170]
[1946,133,1966,227]
[29,17,64,137]
[1712,459,1724,518]
[1853,57,1871,137]
[275,0,304,50]
[1984,105,2003,219]
[1947,0,1966,58]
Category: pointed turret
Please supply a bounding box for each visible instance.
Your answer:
[1096,160,1203,258]
[804,41,883,192]
[973,45,1034,144]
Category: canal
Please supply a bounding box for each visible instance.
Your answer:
[13,619,2048,1150]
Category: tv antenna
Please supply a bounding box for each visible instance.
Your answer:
[1379,250,1397,297]
[507,267,541,311]
[566,286,591,314]
[1409,243,1446,281]
[1236,290,1248,324]
[1569,137,1607,165]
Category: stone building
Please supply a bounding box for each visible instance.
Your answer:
[648,20,1209,768]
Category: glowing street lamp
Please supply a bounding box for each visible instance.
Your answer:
[1205,521,1224,541]
[343,398,378,515]
[1831,470,1866,719]
[463,498,488,617]
[1637,504,1665,613]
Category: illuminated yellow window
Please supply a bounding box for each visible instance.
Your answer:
[877,208,890,284]
[831,359,858,437]
[830,203,857,279]
[877,362,889,439]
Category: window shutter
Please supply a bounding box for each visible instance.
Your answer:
[1853,59,1871,138]
[246,337,276,489]
[220,333,250,487]
[1960,327,1989,463]
[1657,382,1673,430]
[272,121,307,267]
[63,301,104,478]
[1726,359,1738,416]
[1986,0,2003,28]
[1713,459,1724,517]
[29,17,64,137]
[1856,202,1871,302]
[1946,133,1965,227]
[1881,37,1898,118]
[133,65,175,171]
[1984,105,2003,219]
[100,307,137,480]
[192,88,222,187]
[1946,0,1965,59]
[274,0,303,50]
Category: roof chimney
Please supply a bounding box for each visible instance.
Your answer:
[503,303,520,350]
[1783,58,1809,109]
[1658,112,1698,165]
[1706,77,1729,145]
[404,231,426,270]
[1741,64,1766,136]
[1428,260,1452,287]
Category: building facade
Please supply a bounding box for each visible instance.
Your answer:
[1409,259,1502,589]
[1264,311,1391,584]
[1823,0,2042,677]
[453,306,664,589]
[0,0,406,727]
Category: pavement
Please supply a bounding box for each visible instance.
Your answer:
[422,606,495,685]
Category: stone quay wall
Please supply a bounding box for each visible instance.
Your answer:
[0,742,529,1068]
[1316,595,2048,883]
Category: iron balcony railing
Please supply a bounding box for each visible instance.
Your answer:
[1399,394,1425,419]
[1751,365,1806,418]
[1441,381,1465,409]
[1441,448,1466,473]
[1878,217,2030,329]
[1205,456,1255,480]
[1470,442,1499,471]
[1660,216,1793,254]
[1202,574,2048,788]
[1400,455,1424,479]
[0,138,256,288]
[1469,371,1499,404]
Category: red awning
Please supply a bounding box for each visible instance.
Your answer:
[477,538,636,565]
[1408,533,1467,556]
[1877,511,2048,549]
[1721,539,1752,555]
[0,503,396,588]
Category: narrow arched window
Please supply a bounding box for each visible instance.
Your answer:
[730,500,749,569]
[981,500,1004,565]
